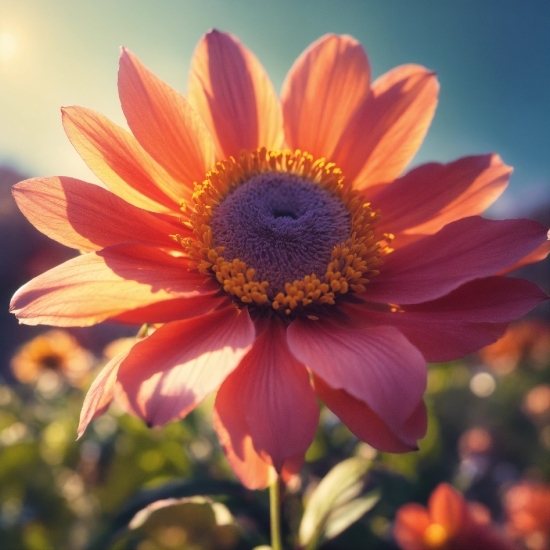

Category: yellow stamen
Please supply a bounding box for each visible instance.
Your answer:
[178,147,384,313]
[423,523,449,548]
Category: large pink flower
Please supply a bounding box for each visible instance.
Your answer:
[10,31,548,488]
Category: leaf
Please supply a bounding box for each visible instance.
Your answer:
[299,457,378,548]
[83,479,257,550]
[323,491,380,540]
[127,496,240,549]
[128,496,228,530]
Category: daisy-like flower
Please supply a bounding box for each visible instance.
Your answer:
[394,483,519,550]
[10,31,549,488]
[10,329,93,387]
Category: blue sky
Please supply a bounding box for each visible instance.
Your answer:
[1,0,548,215]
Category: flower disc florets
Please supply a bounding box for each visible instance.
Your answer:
[175,148,385,316]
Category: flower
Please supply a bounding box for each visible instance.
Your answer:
[10,31,549,488]
[505,483,550,550]
[394,483,518,550]
[10,329,93,386]
[480,320,550,374]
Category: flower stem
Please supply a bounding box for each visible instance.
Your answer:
[269,469,283,550]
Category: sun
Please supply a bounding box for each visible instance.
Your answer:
[0,32,17,61]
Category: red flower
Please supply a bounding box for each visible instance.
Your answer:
[505,483,550,550]
[480,320,550,374]
[10,31,548,488]
[394,483,518,550]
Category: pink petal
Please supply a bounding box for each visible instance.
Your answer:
[367,217,548,304]
[115,307,255,426]
[314,374,426,452]
[62,106,183,212]
[499,237,550,274]
[212,321,313,488]
[287,320,426,433]
[214,319,318,472]
[13,176,183,252]
[343,64,439,192]
[10,244,212,326]
[346,307,507,363]
[401,319,509,363]
[372,154,511,243]
[118,48,215,186]
[281,34,371,165]
[112,293,227,324]
[212,402,271,490]
[401,277,548,321]
[77,347,131,438]
[188,30,283,159]
[345,277,547,362]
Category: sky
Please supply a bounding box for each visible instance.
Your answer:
[0,0,549,216]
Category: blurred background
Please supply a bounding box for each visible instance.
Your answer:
[0,1,549,549]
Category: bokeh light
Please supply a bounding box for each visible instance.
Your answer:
[470,372,496,398]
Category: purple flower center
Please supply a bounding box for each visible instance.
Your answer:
[210,172,351,295]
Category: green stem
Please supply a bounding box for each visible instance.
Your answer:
[269,469,283,550]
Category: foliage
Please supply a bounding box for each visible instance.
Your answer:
[0,323,549,549]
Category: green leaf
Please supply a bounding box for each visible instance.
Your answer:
[83,479,255,550]
[322,491,380,541]
[128,496,240,549]
[299,457,378,549]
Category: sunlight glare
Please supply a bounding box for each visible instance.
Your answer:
[0,32,17,61]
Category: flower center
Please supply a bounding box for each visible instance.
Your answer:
[423,523,449,548]
[210,172,351,295]
[174,148,385,317]
[40,353,63,370]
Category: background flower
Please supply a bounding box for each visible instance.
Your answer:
[11,329,94,387]
[505,483,550,550]
[394,483,518,550]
